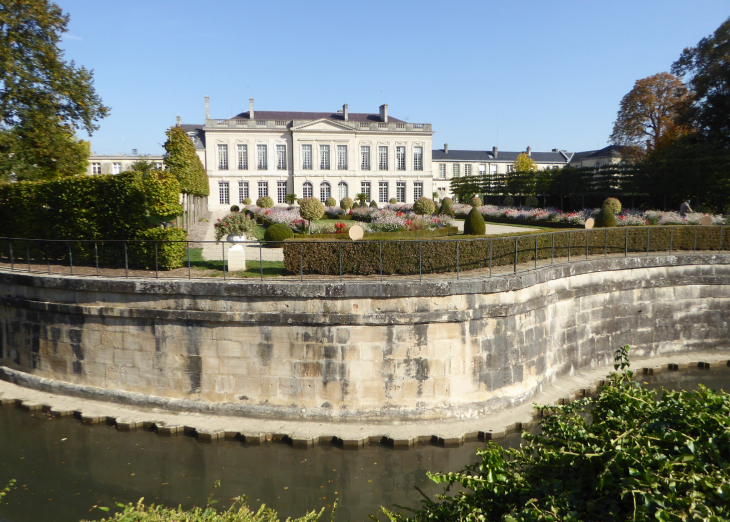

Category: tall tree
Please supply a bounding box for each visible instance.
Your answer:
[672,17,730,146]
[609,72,690,155]
[0,0,109,181]
[163,126,208,197]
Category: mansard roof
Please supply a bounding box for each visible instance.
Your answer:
[180,124,206,150]
[432,149,572,163]
[229,110,404,124]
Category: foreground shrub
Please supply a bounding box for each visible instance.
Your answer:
[469,196,483,207]
[382,346,730,522]
[502,196,514,206]
[595,204,617,227]
[264,223,294,242]
[464,206,486,235]
[325,197,336,207]
[214,212,257,242]
[230,205,240,212]
[340,197,353,210]
[129,228,188,270]
[603,196,622,214]
[299,197,324,223]
[413,197,436,215]
[242,197,251,205]
[256,196,274,208]
[439,199,454,217]
[370,200,378,208]
[389,197,397,204]
[525,195,538,207]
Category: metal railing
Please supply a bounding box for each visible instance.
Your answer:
[0,225,726,284]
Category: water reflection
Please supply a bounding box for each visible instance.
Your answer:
[0,369,726,522]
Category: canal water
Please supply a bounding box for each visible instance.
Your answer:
[0,368,727,522]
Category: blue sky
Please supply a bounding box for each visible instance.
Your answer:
[56,0,729,156]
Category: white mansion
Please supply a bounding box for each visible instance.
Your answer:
[89,98,618,209]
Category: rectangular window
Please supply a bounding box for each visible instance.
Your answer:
[219,182,230,205]
[112,162,122,174]
[218,144,228,170]
[479,164,486,175]
[258,181,268,198]
[378,146,388,170]
[238,181,249,203]
[396,181,406,203]
[361,181,371,201]
[396,146,406,171]
[464,164,472,176]
[276,144,287,170]
[338,181,348,200]
[337,145,347,170]
[257,144,267,170]
[452,164,460,178]
[439,164,446,179]
[378,181,389,203]
[302,144,312,170]
[237,144,248,170]
[506,165,514,173]
[155,162,163,170]
[360,146,370,170]
[414,147,423,171]
[320,145,330,170]
[92,163,101,175]
[413,181,423,200]
[277,181,287,204]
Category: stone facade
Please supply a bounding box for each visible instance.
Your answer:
[1,254,728,421]
[86,154,165,176]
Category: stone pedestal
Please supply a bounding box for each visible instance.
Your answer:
[227,244,246,271]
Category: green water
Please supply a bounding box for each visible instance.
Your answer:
[0,369,727,522]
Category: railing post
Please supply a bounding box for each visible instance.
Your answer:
[604,229,607,257]
[625,228,628,257]
[720,225,724,251]
[339,243,342,282]
[68,242,73,275]
[124,242,129,278]
[456,240,460,279]
[94,242,99,276]
[154,242,159,279]
[300,243,303,282]
[585,229,589,260]
[222,242,226,280]
[693,226,698,252]
[647,228,650,255]
[534,235,538,269]
[45,241,50,274]
[187,241,191,280]
[419,241,422,281]
[514,236,518,274]
[568,231,571,262]
[551,233,554,265]
[379,241,383,282]
[26,241,31,273]
[260,242,263,281]
[670,227,673,254]
[9,241,14,271]
[489,239,492,277]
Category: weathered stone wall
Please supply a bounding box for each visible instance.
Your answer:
[1,254,728,420]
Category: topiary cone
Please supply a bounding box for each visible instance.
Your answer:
[464,206,486,235]
[594,205,617,228]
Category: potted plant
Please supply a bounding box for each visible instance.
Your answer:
[214,212,257,243]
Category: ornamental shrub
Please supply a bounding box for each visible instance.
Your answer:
[352,201,359,208]
[285,193,298,205]
[299,197,325,222]
[439,199,454,216]
[603,197,622,214]
[470,196,483,207]
[594,204,617,227]
[464,206,486,235]
[369,200,378,208]
[441,197,453,205]
[525,195,539,207]
[256,196,274,208]
[389,198,397,204]
[502,196,515,206]
[340,197,353,210]
[264,223,294,242]
[230,205,240,212]
[242,197,251,205]
[325,197,336,207]
[130,227,187,269]
[214,212,257,242]
[413,197,436,215]
[163,126,209,197]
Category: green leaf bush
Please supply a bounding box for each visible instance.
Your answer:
[464,206,486,235]
[230,205,240,212]
[242,197,251,205]
[470,196,483,207]
[129,228,187,270]
[325,197,336,207]
[256,196,274,208]
[369,201,378,208]
[595,205,618,227]
[163,126,209,197]
[389,198,397,204]
[264,223,294,242]
[525,195,539,207]
[502,196,515,206]
[439,199,454,217]
[603,197,622,214]
[385,346,730,522]
[413,197,436,215]
[299,197,325,222]
[340,197,353,210]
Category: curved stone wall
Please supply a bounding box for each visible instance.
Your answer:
[1,254,728,421]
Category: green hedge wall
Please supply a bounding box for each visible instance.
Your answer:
[0,171,183,241]
[300,227,458,241]
[283,226,729,276]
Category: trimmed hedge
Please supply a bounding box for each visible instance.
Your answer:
[129,227,188,269]
[299,227,459,241]
[283,226,729,276]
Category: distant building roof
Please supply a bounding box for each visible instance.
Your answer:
[180,124,206,150]
[432,149,571,163]
[229,110,404,124]
[569,145,624,164]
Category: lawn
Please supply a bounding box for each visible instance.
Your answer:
[185,247,286,278]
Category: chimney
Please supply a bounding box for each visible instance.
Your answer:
[552,148,558,152]
[205,96,210,119]
[343,103,349,121]
[527,146,532,157]
[176,115,181,127]
[379,103,388,123]
[444,143,448,153]
[492,146,498,158]
[249,98,255,120]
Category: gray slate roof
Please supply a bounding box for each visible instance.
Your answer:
[229,110,404,124]
[569,145,624,164]
[180,124,206,150]
[432,149,571,163]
